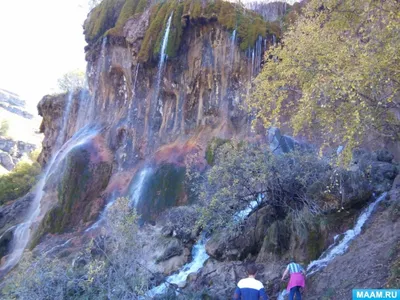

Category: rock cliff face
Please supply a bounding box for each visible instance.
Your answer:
[34,0,275,244]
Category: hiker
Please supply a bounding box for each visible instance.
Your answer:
[281,259,306,300]
[233,264,269,300]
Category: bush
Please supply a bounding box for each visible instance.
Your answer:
[2,197,151,299]
[197,141,340,234]
[0,159,41,205]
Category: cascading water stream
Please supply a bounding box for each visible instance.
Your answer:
[130,167,152,208]
[306,192,388,275]
[86,167,152,232]
[0,126,99,274]
[147,194,264,297]
[277,192,388,299]
[146,235,210,297]
[56,90,74,149]
[230,29,237,64]
[251,48,255,76]
[154,13,173,107]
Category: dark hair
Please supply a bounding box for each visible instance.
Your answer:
[246,264,258,275]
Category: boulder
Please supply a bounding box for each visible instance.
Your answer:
[0,151,14,170]
[157,205,200,243]
[376,149,394,163]
[206,206,277,261]
[0,193,33,233]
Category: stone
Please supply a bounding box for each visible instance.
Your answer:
[157,244,184,263]
[0,193,33,232]
[0,151,15,170]
[206,206,277,261]
[0,138,36,171]
[376,149,394,163]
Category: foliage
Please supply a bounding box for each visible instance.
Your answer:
[0,158,40,205]
[251,0,400,164]
[84,0,280,62]
[138,0,275,61]
[57,69,86,92]
[84,0,126,43]
[0,120,9,137]
[197,141,340,234]
[205,137,229,165]
[3,197,151,299]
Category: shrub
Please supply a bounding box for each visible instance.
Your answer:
[0,158,41,205]
[197,141,339,233]
[2,197,151,299]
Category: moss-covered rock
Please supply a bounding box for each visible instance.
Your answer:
[205,137,230,165]
[261,220,290,256]
[85,0,281,62]
[31,142,112,247]
[84,0,126,43]
[135,163,187,221]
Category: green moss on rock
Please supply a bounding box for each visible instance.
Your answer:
[85,0,281,62]
[205,137,230,165]
[84,0,126,43]
[136,163,187,221]
[31,146,112,248]
[262,220,290,256]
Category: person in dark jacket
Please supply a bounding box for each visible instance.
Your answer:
[233,264,269,300]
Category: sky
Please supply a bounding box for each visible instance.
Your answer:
[0,0,297,110]
[0,0,90,109]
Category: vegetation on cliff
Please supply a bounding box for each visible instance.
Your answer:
[3,197,151,299]
[138,0,279,61]
[84,0,281,62]
[0,151,40,205]
[196,141,342,235]
[251,0,400,163]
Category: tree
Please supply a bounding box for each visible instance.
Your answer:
[57,69,86,92]
[251,0,400,163]
[0,120,9,137]
[197,141,340,234]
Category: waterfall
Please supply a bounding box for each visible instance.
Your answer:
[230,29,237,64]
[130,167,152,208]
[56,90,74,149]
[234,193,264,221]
[251,48,255,76]
[0,126,99,274]
[127,63,140,125]
[276,193,387,298]
[83,37,107,127]
[86,167,152,233]
[154,13,173,105]
[146,235,209,297]
[272,34,276,47]
[147,194,264,297]
[306,192,388,275]
[254,35,263,75]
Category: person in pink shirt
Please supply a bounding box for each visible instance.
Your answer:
[281,259,306,300]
